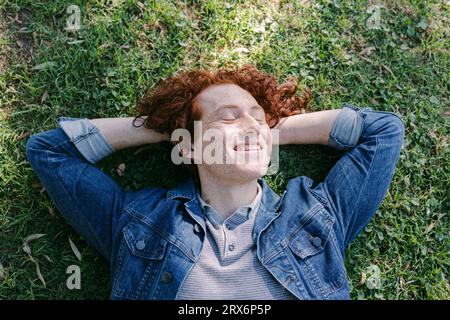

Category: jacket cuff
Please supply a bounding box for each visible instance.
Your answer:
[327,104,372,151]
[56,117,115,163]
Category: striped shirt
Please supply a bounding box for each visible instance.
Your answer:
[175,182,297,300]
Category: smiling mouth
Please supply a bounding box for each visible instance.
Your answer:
[234,144,262,151]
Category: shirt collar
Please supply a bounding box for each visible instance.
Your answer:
[196,182,262,229]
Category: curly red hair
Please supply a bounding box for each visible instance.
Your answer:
[132,64,312,133]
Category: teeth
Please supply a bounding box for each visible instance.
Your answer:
[236,145,260,151]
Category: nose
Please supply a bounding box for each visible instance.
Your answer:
[240,113,260,136]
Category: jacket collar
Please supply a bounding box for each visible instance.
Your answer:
[167,177,281,209]
[167,178,205,232]
[167,178,198,200]
[167,177,283,234]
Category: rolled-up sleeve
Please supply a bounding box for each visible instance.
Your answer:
[327,104,373,151]
[26,118,132,261]
[56,117,115,164]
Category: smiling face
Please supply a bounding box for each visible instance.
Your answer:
[192,83,273,183]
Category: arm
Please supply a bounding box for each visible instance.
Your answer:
[89,116,169,151]
[274,109,342,146]
[25,116,166,261]
[277,104,405,250]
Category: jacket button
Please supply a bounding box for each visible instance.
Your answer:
[311,236,322,247]
[161,271,172,283]
[193,224,200,233]
[136,239,146,250]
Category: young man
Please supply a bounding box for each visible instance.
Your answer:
[25,65,404,299]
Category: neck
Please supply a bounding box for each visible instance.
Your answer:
[197,173,259,219]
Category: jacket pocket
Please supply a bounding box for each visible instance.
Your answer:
[112,219,169,299]
[287,207,347,298]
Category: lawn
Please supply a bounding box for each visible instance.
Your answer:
[0,0,448,299]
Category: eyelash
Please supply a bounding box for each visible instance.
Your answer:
[222,117,265,123]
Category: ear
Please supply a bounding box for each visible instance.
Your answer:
[177,143,196,163]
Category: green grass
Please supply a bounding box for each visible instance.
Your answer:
[0,0,448,300]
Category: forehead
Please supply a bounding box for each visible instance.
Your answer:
[195,83,258,115]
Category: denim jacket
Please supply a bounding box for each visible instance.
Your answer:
[25,104,404,300]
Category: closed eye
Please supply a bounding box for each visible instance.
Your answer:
[221,113,238,121]
[254,116,266,124]
[222,117,237,122]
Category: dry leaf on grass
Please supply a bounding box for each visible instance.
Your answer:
[24,234,47,242]
[23,242,32,255]
[22,234,48,287]
[15,131,30,141]
[117,163,126,177]
[359,272,367,285]
[68,237,82,262]
[424,223,435,234]
[233,47,249,54]
[0,262,6,280]
[28,255,46,287]
[22,233,46,255]
[359,46,376,56]
[40,90,48,103]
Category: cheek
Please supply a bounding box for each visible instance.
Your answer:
[200,125,239,151]
[202,124,271,151]
[260,126,272,144]
[219,126,241,148]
